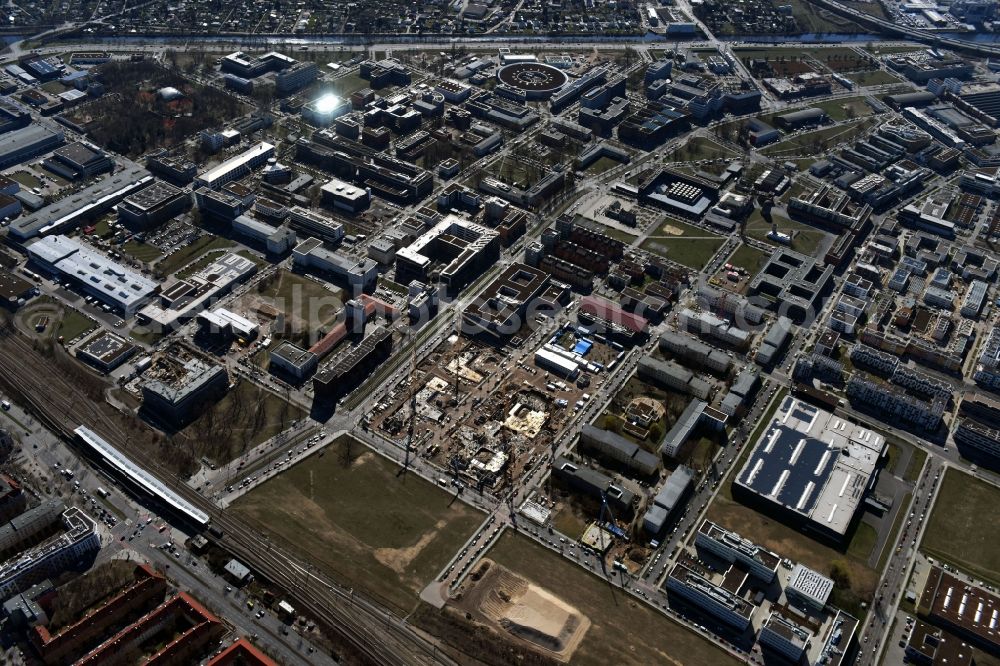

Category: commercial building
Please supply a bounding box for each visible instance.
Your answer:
[26,235,158,314]
[733,396,886,544]
[221,51,296,79]
[292,237,377,294]
[642,466,693,535]
[578,424,659,476]
[0,124,64,170]
[0,506,99,598]
[904,620,974,666]
[918,566,1000,655]
[395,215,500,296]
[463,262,550,340]
[695,520,780,583]
[139,348,229,425]
[269,341,319,382]
[195,142,275,189]
[10,164,153,240]
[117,179,190,228]
[74,331,138,373]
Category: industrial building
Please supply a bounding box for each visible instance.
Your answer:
[117,179,190,228]
[0,124,64,170]
[10,164,153,240]
[0,270,34,309]
[139,348,229,425]
[395,215,500,296]
[195,142,275,189]
[733,396,886,544]
[578,424,660,476]
[42,142,113,181]
[26,235,158,314]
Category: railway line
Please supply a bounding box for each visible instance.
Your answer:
[0,322,450,666]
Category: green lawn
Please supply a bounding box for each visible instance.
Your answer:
[484,531,742,666]
[843,70,901,86]
[121,240,163,263]
[668,136,736,163]
[641,219,725,270]
[922,468,1000,586]
[157,235,234,278]
[814,96,875,121]
[330,72,370,96]
[584,155,623,175]
[8,171,41,189]
[231,435,483,613]
[746,210,828,258]
[762,118,876,158]
[904,447,927,482]
[726,244,769,276]
[879,492,911,571]
[57,310,95,342]
[847,522,878,561]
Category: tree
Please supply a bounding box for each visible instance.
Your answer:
[829,560,851,589]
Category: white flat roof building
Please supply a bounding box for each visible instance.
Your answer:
[26,235,158,314]
[195,142,275,189]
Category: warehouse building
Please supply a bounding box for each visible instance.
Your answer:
[10,164,152,241]
[733,396,885,544]
[579,424,659,476]
[26,235,158,314]
[0,124,64,170]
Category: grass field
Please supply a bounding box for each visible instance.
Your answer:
[641,219,725,270]
[814,96,875,121]
[843,69,901,86]
[726,243,769,276]
[904,448,926,482]
[922,468,1000,586]
[121,240,164,263]
[255,270,344,338]
[584,155,622,175]
[761,118,875,158]
[231,435,483,613]
[668,137,737,163]
[485,531,742,666]
[157,235,233,277]
[330,73,370,96]
[745,210,827,258]
[8,171,41,189]
[57,310,95,342]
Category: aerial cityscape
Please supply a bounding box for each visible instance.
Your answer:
[0,1,999,665]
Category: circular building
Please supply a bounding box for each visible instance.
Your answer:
[496,62,568,100]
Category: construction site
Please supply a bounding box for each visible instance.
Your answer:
[366,329,594,493]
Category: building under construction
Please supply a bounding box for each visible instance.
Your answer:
[139,345,229,426]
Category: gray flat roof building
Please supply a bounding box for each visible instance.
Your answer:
[579,425,660,476]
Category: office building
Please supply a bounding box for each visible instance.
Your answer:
[695,520,780,583]
[463,263,550,339]
[918,566,1000,655]
[642,466,693,534]
[312,325,392,398]
[395,215,500,296]
[117,180,190,228]
[320,177,370,213]
[733,396,885,544]
[269,341,319,381]
[231,215,296,254]
[292,238,377,293]
[666,554,757,631]
[195,142,275,189]
[286,206,345,244]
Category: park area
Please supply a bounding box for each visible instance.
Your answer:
[231,435,483,612]
[641,219,726,270]
[745,209,829,258]
[922,468,1000,586]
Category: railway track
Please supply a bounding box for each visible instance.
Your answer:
[0,324,451,666]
